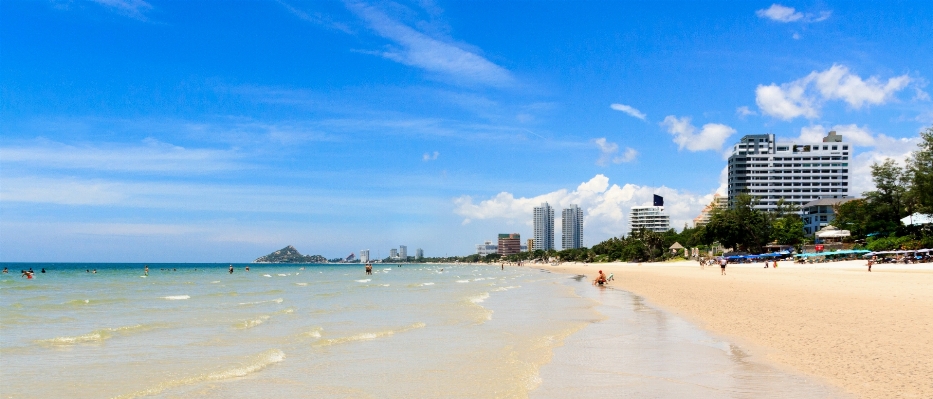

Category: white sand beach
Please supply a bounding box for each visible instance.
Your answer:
[537,259,933,398]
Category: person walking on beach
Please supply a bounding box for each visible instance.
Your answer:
[719,257,727,275]
[229,265,234,274]
[867,257,874,272]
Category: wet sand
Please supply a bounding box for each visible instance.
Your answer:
[538,260,933,399]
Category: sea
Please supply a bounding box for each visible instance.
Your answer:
[0,263,847,398]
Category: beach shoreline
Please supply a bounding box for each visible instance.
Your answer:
[534,259,933,398]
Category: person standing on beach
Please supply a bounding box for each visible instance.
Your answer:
[867,257,874,272]
[719,258,727,275]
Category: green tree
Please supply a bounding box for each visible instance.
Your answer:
[704,194,771,253]
[906,125,933,215]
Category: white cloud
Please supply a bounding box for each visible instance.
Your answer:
[0,139,243,174]
[756,64,911,120]
[849,136,921,196]
[423,151,439,161]
[91,0,152,20]
[659,116,736,152]
[795,124,877,147]
[756,4,803,22]
[914,88,931,102]
[594,138,637,166]
[610,103,647,120]
[453,175,718,242]
[792,32,801,40]
[736,106,757,117]
[756,4,831,23]
[347,2,513,87]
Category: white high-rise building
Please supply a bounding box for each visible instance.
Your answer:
[533,202,555,251]
[476,240,498,256]
[562,204,583,249]
[727,131,850,211]
[630,206,670,234]
[415,248,423,259]
[399,245,407,260]
[389,248,398,258]
[360,249,370,263]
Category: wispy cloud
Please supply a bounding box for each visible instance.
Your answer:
[345,1,513,87]
[756,4,830,23]
[423,151,439,161]
[594,138,637,166]
[0,138,244,174]
[659,116,736,152]
[277,1,353,33]
[755,64,911,120]
[736,106,757,117]
[91,0,153,21]
[610,103,647,120]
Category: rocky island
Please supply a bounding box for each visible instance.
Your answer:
[253,245,327,263]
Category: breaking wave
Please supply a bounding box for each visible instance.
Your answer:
[36,324,165,346]
[161,295,190,300]
[112,349,285,399]
[313,322,426,348]
[235,315,270,329]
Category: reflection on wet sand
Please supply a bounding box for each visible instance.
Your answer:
[532,278,850,399]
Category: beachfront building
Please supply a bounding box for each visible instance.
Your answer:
[399,245,407,260]
[389,248,398,259]
[415,248,423,260]
[693,193,728,227]
[727,131,850,211]
[630,197,670,234]
[533,202,555,251]
[360,249,370,263]
[498,233,522,256]
[562,204,584,249]
[527,239,534,252]
[476,240,498,256]
[801,197,856,235]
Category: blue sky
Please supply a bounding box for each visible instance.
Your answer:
[2,1,931,261]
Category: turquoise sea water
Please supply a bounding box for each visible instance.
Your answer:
[0,263,845,398]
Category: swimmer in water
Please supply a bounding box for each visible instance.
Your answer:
[2,267,8,273]
[144,265,149,276]
[245,265,250,272]
[229,265,234,274]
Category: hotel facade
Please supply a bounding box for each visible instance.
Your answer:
[727,131,850,211]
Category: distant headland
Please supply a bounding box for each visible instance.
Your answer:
[253,245,327,264]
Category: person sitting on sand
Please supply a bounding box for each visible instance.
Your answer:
[593,270,608,286]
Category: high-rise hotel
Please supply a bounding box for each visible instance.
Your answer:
[533,202,555,251]
[727,131,850,211]
[561,204,583,249]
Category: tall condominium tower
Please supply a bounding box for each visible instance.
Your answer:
[415,248,424,259]
[399,245,407,260]
[360,249,370,263]
[727,131,850,211]
[630,204,670,234]
[561,204,584,249]
[533,202,555,251]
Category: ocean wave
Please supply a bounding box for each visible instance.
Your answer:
[36,323,165,346]
[235,315,270,329]
[355,279,371,283]
[421,282,434,286]
[469,293,490,303]
[112,349,285,399]
[302,327,323,338]
[313,322,426,348]
[162,295,190,300]
[237,298,283,306]
[276,307,295,315]
[493,285,521,292]
[295,282,309,286]
[456,280,470,283]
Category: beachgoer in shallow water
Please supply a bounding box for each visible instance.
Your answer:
[92,269,97,273]
[144,265,149,276]
[41,268,46,273]
[2,267,8,273]
[365,264,372,275]
[245,265,250,272]
[719,258,727,275]
[593,270,608,286]
[229,265,234,274]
